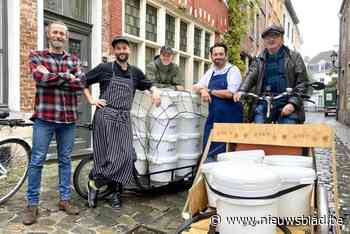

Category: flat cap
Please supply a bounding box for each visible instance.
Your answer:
[160,45,175,54]
[111,36,129,47]
[261,25,284,38]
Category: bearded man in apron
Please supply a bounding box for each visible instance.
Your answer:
[193,43,243,162]
[83,36,161,209]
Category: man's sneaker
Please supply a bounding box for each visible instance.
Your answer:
[87,181,98,208]
[22,205,38,225]
[58,200,80,215]
[110,192,122,209]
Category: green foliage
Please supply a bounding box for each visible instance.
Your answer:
[223,0,250,73]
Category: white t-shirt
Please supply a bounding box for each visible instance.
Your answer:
[197,63,242,93]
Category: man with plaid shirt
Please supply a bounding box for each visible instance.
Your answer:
[23,21,84,225]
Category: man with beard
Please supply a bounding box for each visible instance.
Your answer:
[83,36,161,209]
[233,25,307,124]
[146,46,184,90]
[193,43,243,162]
[23,21,84,225]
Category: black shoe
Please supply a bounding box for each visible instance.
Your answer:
[110,192,122,209]
[87,181,98,208]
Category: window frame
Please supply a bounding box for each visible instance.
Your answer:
[0,0,8,108]
[124,0,141,37]
[44,0,91,23]
[194,27,202,57]
[165,13,176,48]
[146,4,157,42]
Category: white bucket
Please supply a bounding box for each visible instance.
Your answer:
[134,154,148,175]
[149,134,177,159]
[176,92,201,114]
[210,164,281,234]
[263,155,313,168]
[265,165,316,219]
[149,101,178,136]
[131,109,147,133]
[176,113,201,135]
[217,150,265,163]
[175,153,201,177]
[133,132,147,155]
[149,156,178,183]
[176,133,201,154]
[201,161,248,208]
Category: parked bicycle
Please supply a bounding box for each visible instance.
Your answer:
[0,111,32,205]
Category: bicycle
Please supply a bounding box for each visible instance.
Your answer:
[0,111,32,205]
[240,81,325,123]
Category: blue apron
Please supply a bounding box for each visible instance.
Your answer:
[202,67,243,161]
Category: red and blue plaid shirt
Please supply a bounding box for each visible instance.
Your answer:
[30,49,86,123]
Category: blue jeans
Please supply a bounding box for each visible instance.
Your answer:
[254,103,298,124]
[26,119,76,205]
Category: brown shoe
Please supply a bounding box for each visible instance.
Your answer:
[23,205,38,225]
[58,200,80,215]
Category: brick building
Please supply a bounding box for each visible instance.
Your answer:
[0,0,228,155]
[338,0,350,125]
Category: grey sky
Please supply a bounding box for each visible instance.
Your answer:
[292,0,342,58]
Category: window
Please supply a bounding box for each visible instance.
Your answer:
[287,22,290,38]
[291,27,294,43]
[125,0,140,36]
[145,47,156,66]
[179,56,187,86]
[165,14,175,48]
[194,27,202,57]
[0,0,7,106]
[128,42,138,66]
[180,21,187,52]
[146,5,157,42]
[193,61,200,84]
[255,14,259,43]
[205,32,211,59]
[44,0,89,22]
[204,63,211,73]
[283,14,286,29]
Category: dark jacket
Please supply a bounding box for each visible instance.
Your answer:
[145,55,181,88]
[239,46,308,123]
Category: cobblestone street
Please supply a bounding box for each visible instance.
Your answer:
[0,112,349,234]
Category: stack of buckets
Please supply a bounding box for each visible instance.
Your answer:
[175,92,202,177]
[201,150,316,234]
[148,89,179,182]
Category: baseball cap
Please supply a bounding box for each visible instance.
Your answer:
[111,36,129,47]
[261,25,284,38]
[160,46,175,54]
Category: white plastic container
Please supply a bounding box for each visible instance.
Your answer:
[211,164,282,234]
[217,150,265,163]
[176,153,201,177]
[134,154,148,175]
[263,155,313,168]
[176,92,201,114]
[131,110,147,133]
[176,113,201,135]
[149,155,178,182]
[265,165,316,218]
[149,106,177,136]
[149,134,177,159]
[176,133,201,154]
[133,132,147,155]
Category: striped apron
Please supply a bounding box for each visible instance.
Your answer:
[90,63,136,185]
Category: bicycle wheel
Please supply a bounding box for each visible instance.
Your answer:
[0,138,31,205]
[73,156,113,199]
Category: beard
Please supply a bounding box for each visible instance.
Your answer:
[116,53,129,63]
[49,40,65,49]
[213,58,225,67]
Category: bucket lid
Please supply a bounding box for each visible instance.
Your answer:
[149,134,177,142]
[217,150,265,162]
[148,154,178,164]
[263,155,313,168]
[178,153,201,160]
[178,133,201,139]
[210,164,282,198]
[178,113,200,119]
[264,165,316,184]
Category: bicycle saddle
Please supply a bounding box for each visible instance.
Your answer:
[0,111,9,119]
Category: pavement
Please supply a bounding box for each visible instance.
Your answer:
[0,112,349,234]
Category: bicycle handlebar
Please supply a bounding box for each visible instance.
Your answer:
[0,119,33,127]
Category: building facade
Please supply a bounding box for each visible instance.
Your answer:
[0,0,228,155]
[339,0,350,125]
[282,0,302,51]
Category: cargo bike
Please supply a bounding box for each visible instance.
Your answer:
[73,89,206,199]
[177,83,341,234]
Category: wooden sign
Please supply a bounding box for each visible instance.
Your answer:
[212,123,333,148]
